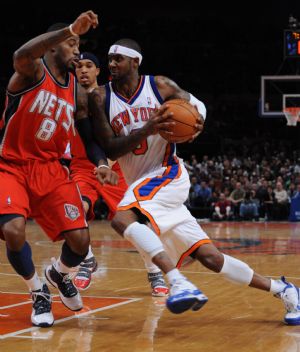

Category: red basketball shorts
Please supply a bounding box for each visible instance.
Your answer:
[71,165,128,221]
[0,159,88,241]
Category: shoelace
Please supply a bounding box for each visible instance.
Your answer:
[151,278,168,289]
[282,292,294,313]
[49,257,78,296]
[170,279,188,292]
[76,267,92,279]
[31,290,51,314]
[80,257,97,271]
[60,276,78,296]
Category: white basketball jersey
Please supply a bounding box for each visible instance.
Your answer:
[105,75,177,185]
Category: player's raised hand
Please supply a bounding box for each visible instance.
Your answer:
[71,10,99,35]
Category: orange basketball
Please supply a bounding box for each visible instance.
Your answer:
[159,99,203,143]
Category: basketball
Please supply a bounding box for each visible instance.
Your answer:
[159,99,203,143]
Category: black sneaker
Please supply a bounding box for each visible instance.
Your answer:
[45,258,82,311]
[31,283,54,327]
[148,272,169,297]
[74,256,98,291]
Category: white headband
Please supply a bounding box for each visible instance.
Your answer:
[108,45,143,65]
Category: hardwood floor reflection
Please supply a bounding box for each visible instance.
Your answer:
[1,220,300,351]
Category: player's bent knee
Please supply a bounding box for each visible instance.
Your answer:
[111,213,130,236]
[195,244,224,272]
[111,216,124,236]
[199,252,224,272]
[112,210,140,236]
[64,229,90,255]
[2,225,26,251]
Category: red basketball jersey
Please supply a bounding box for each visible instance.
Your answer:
[0,61,76,161]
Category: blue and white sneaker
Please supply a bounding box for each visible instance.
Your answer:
[166,277,208,314]
[276,276,300,325]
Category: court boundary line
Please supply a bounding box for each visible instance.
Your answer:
[1,268,300,281]
[0,296,141,340]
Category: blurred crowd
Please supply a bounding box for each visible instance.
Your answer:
[184,147,300,221]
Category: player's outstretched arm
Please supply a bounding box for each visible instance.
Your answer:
[9,10,98,92]
[88,87,175,160]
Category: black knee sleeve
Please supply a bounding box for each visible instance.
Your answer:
[6,241,34,277]
[61,242,88,267]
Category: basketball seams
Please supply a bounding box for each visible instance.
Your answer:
[168,117,197,129]
[160,98,201,142]
[167,100,199,118]
[166,101,199,127]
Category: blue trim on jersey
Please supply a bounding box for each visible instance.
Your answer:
[167,143,176,165]
[105,83,111,118]
[149,76,164,104]
[137,163,179,197]
[113,76,145,105]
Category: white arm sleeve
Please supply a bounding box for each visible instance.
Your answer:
[189,94,207,120]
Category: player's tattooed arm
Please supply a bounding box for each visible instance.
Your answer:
[9,28,75,93]
[155,75,190,101]
[88,87,174,160]
[75,84,108,167]
[155,75,205,142]
[9,10,98,92]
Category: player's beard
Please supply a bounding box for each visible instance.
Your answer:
[68,64,76,74]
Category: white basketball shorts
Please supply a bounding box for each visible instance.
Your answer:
[118,162,211,267]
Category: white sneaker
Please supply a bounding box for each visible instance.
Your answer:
[166,277,208,314]
[45,259,82,311]
[276,276,300,325]
[31,283,54,327]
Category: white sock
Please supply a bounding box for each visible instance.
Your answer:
[23,271,42,291]
[84,245,94,260]
[144,258,161,274]
[55,257,71,274]
[166,269,185,284]
[270,278,287,294]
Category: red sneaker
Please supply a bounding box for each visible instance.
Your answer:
[74,257,98,291]
[148,272,169,297]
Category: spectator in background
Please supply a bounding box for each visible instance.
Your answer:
[288,182,297,200]
[239,191,259,221]
[188,176,201,207]
[197,180,212,207]
[292,184,300,199]
[213,193,232,221]
[256,179,270,218]
[273,181,289,220]
[229,182,245,219]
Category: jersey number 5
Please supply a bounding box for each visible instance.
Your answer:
[131,129,148,155]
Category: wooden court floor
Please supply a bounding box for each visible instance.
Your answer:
[1,220,300,352]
